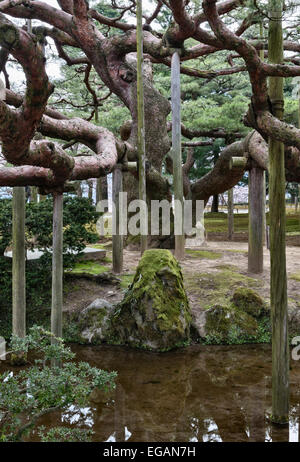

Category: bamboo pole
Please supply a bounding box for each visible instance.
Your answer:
[248,167,264,273]
[112,165,123,273]
[136,0,147,255]
[51,192,63,367]
[268,0,289,424]
[171,50,185,260]
[227,188,234,241]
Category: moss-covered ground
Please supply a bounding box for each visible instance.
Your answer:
[185,249,222,259]
[204,211,300,235]
[65,260,110,275]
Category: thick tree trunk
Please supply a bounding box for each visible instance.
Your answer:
[211,194,219,213]
[51,192,63,367]
[268,0,289,425]
[248,167,264,273]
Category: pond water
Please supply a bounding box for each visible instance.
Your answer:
[13,344,300,442]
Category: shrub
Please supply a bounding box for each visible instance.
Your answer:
[0,326,117,442]
[0,195,101,258]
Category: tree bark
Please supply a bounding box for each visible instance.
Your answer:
[248,167,264,273]
[211,194,219,213]
[268,0,289,425]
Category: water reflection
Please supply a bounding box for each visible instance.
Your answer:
[32,344,300,442]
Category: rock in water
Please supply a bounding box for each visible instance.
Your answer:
[79,298,114,344]
[109,249,191,351]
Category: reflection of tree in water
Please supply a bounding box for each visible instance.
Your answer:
[32,345,300,442]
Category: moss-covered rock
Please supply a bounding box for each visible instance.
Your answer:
[231,287,266,318]
[78,299,114,344]
[108,249,192,351]
[195,304,259,344]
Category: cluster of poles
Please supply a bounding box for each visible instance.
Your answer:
[7,0,290,426]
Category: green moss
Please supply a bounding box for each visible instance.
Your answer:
[204,303,259,344]
[214,264,239,271]
[185,249,222,259]
[120,273,135,289]
[110,249,191,351]
[65,260,109,275]
[121,249,190,330]
[0,25,19,47]
[202,211,300,235]
[78,307,107,330]
[231,287,267,317]
[290,272,300,282]
[185,267,260,309]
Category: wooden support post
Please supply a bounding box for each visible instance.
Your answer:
[96,178,102,204]
[262,171,267,245]
[171,50,185,260]
[227,188,234,241]
[31,186,38,203]
[12,187,26,341]
[260,22,267,246]
[112,165,123,274]
[268,0,289,424]
[51,192,63,367]
[88,180,93,202]
[136,0,147,255]
[248,167,264,273]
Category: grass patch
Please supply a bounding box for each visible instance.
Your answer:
[214,264,239,271]
[185,249,222,259]
[204,211,300,234]
[89,241,113,250]
[290,272,300,282]
[224,249,248,254]
[65,260,109,275]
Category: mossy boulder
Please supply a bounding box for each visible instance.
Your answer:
[193,304,259,343]
[231,287,266,317]
[108,249,192,351]
[78,298,114,344]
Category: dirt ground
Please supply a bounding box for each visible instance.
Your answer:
[63,239,300,316]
